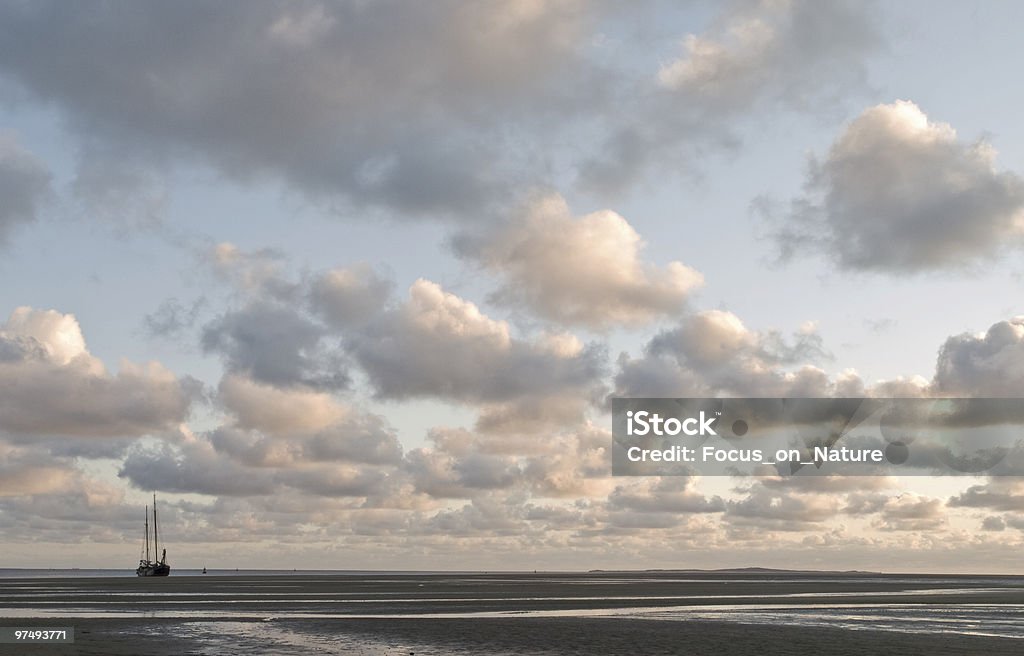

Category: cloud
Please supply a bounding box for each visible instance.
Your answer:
[981,516,1005,532]
[615,309,837,397]
[218,373,348,436]
[120,426,402,499]
[0,1,597,217]
[0,134,51,244]
[120,439,277,496]
[726,483,841,530]
[345,278,606,404]
[871,494,945,531]
[657,0,878,112]
[608,477,725,514]
[406,423,614,501]
[70,146,168,229]
[949,480,1024,512]
[932,318,1024,396]
[770,100,1024,271]
[205,242,294,297]
[310,265,394,329]
[201,299,348,390]
[202,248,606,423]
[579,0,881,193]
[142,297,207,339]
[0,445,77,497]
[454,193,703,329]
[0,307,195,439]
[615,310,1024,402]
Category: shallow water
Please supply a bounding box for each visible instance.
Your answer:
[3,572,1023,644]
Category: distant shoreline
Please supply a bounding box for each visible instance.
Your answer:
[2,567,1023,579]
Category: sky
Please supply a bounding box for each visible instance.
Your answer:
[2,0,1024,572]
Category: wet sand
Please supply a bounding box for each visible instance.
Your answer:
[2,572,1023,655]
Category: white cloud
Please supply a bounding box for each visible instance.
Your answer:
[616,309,835,397]
[0,307,195,439]
[771,100,1024,271]
[657,0,878,112]
[346,278,605,404]
[218,373,348,436]
[455,194,703,329]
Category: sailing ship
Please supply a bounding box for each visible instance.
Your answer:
[136,493,170,577]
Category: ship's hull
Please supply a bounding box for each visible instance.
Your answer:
[136,563,171,577]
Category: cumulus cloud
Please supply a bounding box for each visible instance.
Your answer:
[120,427,401,499]
[608,478,725,515]
[0,307,195,438]
[406,423,614,501]
[614,309,1024,402]
[615,309,837,397]
[0,444,77,496]
[202,300,348,390]
[658,0,878,111]
[579,0,881,192]
[726,483,841,530]
[218,373,348,436]
[0,0,597,217]
[932,318,1024,396]
[770,100,1024,271]
[454,193,703,329]
[0,134,51,244]
[871,494,945,531]
[310,264,394,329]
[200,248,606,426]
[949,480,1024,512]
[346,278,605,404]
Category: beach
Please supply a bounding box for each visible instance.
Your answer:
[2,572,1023,655]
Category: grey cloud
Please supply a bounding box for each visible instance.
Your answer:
[615,310,836,398]
[310,264,394,329]
[769,100,1024,272]
[871,494,945,531]
[608,478,725,514]
[71,147,167,229]
[120,440,276,496]
[0,1,597,217]
[0,447,76,496]
[204,242,297,299]
[948,480,1024,512]
[202,300,348,390]
[0,134,51,244]
[0,1,884,222]
[579,0,881,193]
[932,318,1024,396]
[981,516,1005,532]
[143,297,207,339]
[656,0,879,113]
[209,417,403,469]
[206,249,606,415]
[726,484,840,530]
[421,498,527,537]
[346,279,606,404]
[120,436,398,500]
[0,307,196,439]
[405,447,520,500]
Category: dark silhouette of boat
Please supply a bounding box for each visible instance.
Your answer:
[136,493,170,577]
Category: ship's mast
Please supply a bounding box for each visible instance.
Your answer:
[152,493,159,564]
[144,504,150,563]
